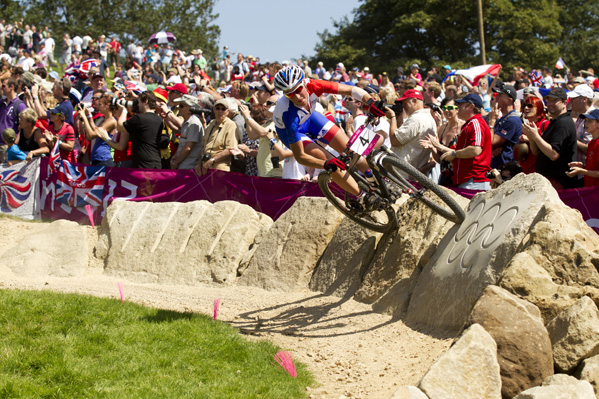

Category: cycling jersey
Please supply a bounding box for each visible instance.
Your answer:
[273,78,339,147]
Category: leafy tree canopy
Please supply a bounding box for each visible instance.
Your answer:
[2,0,220,58]
[311,0,598,77]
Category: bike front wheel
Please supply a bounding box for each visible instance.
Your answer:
[381,156,465,224]
[317,170,397,233]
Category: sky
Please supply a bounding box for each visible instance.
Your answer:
[212,0,362,63]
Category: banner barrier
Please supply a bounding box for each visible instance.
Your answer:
[32,157,599,235]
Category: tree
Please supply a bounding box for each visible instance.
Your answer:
[11,0,220,57]
[310,0,580,77]
[556,0,599,73]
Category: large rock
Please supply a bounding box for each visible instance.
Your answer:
[467,285,553,399]
[407,173,565,332]
[389,386,429,399]
[513,374,595,399]
[576,355,599,398]
[356,192,468,317]
[98,200,272,285]
[499,252,588,323]
[309,217,384,298]
[0,219,87,277]
[238,197,343,291]
[419,323,502,399]
[547,296,599,373]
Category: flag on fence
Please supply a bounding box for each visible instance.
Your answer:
[529,69,544,87]
[443,64,502,85]
[55,161,106,208]
[48,140,61,174]
[556,57,566,70]
[0,158,41,219]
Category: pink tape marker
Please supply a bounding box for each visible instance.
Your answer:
[117,282,124,302]
[213,298,220,321]
[85,204,95,228]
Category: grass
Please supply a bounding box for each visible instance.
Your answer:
[0,289,314,399]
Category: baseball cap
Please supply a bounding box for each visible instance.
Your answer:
[364,83,380,95]
[492,85,517,102]
[364,67,370,72]
[544,87,568,101]
[456,93,484,109]
[153,87,168,103]
[2,128,16,143]
[443,65,452,70]
[214,98,230,110]
[580,109,599,120]
[48,71,59,80]
[174,94,199,107]
[397,89,424,102]
[410,63,419,70]
[69,88,82,104]
[574,76,586,84]
[567,84,594,99]
[50,102,70,118]
[166,83,188,95]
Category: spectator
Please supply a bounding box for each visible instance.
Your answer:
[343,90,389,148]
[408,64,423,87]
[113,91,163,169]
[59,33,72,70]
[423,81,442,106]
[522,87,577,189]
[489,84,522,169]
[542,67,554,88]
[567,109,599,186]
[314,61,325,80]
[0,77,27,161]
[392,66,406,87]
[80,68,106,103]
[568,84,595,171]
[108,36,121,71]
[43,31,56,67]
[196,98,238,175]
[390,89,437,173]
[30,77,74,126]
[420,97,464,186]
[2,128,26,165]
[439,93,492,190]
[170,94,203,170]
[78,91,116,166]
[235,53,250,81]
[515,96,549,174]
[15,107,48,161]
[43,102,76,163]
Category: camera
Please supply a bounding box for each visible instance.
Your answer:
[202,153,211,163]
[391,100,403,115]
[240,101,252,111]
[189,106,213,116]
[110,97,135,109]
[271,156,280,168]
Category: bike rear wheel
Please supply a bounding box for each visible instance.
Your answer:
[317,170,397,233]
[381,156,465,224]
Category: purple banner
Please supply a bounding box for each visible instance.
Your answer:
[38,157,599,234]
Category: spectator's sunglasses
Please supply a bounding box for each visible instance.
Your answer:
[441,105,458,111]
[266,100,276,106]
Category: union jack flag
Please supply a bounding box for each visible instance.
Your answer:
[0,169,32,212]
[529,69,544,87]
[79,58,101,77]
[55,161,106,208]
[63,66,80,85]
[48,141,61,175]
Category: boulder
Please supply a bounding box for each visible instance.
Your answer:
[355,192,467,318]
[1,219,88,277]
[99,200,272,285]
[467,285,553,399]
[407,173,565,332]
[547,296,599,373]
[576,354,599,398]
[309,217,384,298]
[389,386,429,399]
[419,323,502,399]
[513,375,595,399]
[238,197,343,291]
[499,252,587,323]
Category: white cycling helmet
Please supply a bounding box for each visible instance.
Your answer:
[274,65,305,93]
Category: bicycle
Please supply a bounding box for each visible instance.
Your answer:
[317,113,466,233]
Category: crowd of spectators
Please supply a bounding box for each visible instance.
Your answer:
[1,19,598,190]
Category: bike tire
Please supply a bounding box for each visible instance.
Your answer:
[381,156,466,224]
[317,170,397,233]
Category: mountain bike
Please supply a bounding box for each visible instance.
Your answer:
[317,114,466,233]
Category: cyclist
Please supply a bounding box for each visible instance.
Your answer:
[272,65,385,209]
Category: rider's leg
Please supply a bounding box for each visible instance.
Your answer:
[303,141,361,196]
[325,130,370,173]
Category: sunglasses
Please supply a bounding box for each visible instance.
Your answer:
[214,106,228,111]
[441,105,458,111]
[344,97,354,102]
[92,96,103,100]
[284,84,304,98]
[266,100,276,106]
[524,103,535,109]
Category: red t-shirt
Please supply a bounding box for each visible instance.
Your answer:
[112,130,132,162]
[453,114,492,185]
[49,122,77,163]
[109,40,121,53]
[585,137,599,187]
[518,119,549,174]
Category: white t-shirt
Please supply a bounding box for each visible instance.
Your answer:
[44,37,55,51]
[282,153,308,180]
[391,108,436,170]
[18,56,35,71]
[82,35,92,49]
[352,114,391,147]
[72,36,82,52]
